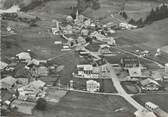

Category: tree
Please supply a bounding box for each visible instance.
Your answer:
[77,0,100,12]
[136,18,143,27]
[128,18,136,25]
[122,12,128,19]
[91,0,100,10]
[35,98,47,110]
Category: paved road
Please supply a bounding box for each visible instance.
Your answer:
[107,64,146,110]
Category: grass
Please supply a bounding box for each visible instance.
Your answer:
[115,18,168,66]
[133,94,168,112]
[121,81,139,94]
[33,91,136,117]
[124,0,160,20]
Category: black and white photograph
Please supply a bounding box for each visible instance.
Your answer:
[0,0,168,117]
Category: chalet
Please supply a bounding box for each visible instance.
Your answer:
[140,78,160,91]
[98,44,111,55]
[121,57,140,69]
[86,80,100,92]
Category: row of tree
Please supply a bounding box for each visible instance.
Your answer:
[128,4,168,27]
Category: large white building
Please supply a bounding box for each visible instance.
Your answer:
[86,80,100,92]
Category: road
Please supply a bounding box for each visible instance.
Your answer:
[112,46,164,68]
[107,63,146,110]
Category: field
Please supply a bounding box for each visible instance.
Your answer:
[133,94,168,112]
[121,81,140,94]
[124,0,160,20]
[33,91,136,117]
[116,18,168,65]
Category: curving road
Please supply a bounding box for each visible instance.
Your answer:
[107,63,146,110]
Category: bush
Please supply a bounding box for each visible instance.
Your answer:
[35,98,47,110]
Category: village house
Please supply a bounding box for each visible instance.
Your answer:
[0,61,8,71]
[16,52,31,62]
[86,80,100,92]
[74,59,109,79]
[77,36,86,45]
[75,64,99,78]
[63,24,73,35]
[0,76,17,90]
[16,78,29,86]
[140,78,160,91]
[31,65,49,77]
[18,80,46,102]
[98,44,111,55]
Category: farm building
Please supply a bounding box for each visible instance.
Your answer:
[86,80,100,92]
[140,78,160,91]
[121,57,140,69]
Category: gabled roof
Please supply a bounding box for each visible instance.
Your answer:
[25,80,45,90]
[0,61,8,70]
[140,78,160,86]
[0,76,16,85]
[134,110,157,117]
[16,52,31,60]
[99,44,110,48]
[0,76,16,89]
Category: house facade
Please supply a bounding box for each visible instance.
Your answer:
[86,80,100,92]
